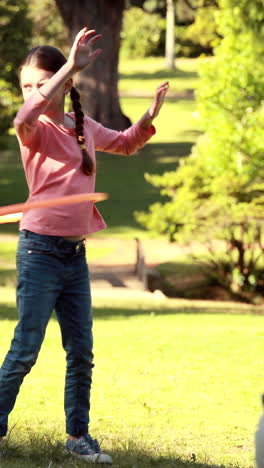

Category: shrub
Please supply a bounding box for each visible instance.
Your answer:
[0,0,32,133]
[0,80,21,134]
[176,6,220,57]
[121,7,164,57]
[135,0,264,301]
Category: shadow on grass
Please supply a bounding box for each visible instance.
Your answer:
[146,142,194,158]
[0,269,17,287]
[92,303,262,319]
[97,142,194,168]
[0,299,261,323]
[119,68,199,82]
[0,436,232,468]
[0,303,18,321]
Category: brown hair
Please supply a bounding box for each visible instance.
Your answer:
[20,45,94,176]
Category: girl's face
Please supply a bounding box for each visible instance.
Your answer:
[20,65,70,117]
[20,66,56,101]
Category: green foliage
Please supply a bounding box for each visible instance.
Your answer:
[0,0,32,133]
[177,6,220,56]
[0,0,32,87]
[28,0,68,53]
[135,0,264,299]
[121,7,164,57]
[123,3,220,58]
[0,79,21,134]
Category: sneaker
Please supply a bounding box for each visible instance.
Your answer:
[65,434,112,464]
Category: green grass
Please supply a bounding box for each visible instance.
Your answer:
[0,55,262,468]
[119,56,201,95]
[0,286,263,467]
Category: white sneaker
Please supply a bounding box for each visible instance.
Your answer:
[65,434,112,464]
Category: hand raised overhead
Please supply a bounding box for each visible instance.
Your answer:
[67,27,103,72]
[149,81,169,119]
[138,81,169,130]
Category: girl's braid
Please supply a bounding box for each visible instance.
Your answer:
[70,86,94,176]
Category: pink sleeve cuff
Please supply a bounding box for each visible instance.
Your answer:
[148,124,156,135]
[136,123,156,136]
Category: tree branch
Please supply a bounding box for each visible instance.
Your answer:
[182,0,219,10]
[182,0,198,11]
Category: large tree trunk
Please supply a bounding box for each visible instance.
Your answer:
[165,0,176,70]
[55,0,131,130]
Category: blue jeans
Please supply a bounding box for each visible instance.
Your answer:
[0,230,93,437]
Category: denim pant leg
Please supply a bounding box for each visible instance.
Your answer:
[55,252,93,437]
[0,232,62,437]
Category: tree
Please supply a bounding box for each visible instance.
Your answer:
[165,0,176,69]
[55,0,131,130]
[135,0,264,300]
[130,0,219,65]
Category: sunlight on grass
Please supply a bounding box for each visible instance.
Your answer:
[120,98,199,144]
[0,287,263,467]
[0,55,262,468]
[119,56,201,94]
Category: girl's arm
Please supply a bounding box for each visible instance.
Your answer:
[88,82,169,156]
[14,28,102,144]
[137,81,169,130]
[34,28,102,102]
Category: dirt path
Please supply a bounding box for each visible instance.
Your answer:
[87,237,189,292]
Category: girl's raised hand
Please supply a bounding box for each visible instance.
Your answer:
[68,27,103,72]
[149,81,169,119]
[138,81,169,130]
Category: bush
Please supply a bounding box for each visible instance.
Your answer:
[176,6,220,57]
[121,7,164,57]
[0,80,21,134]
[135,0,264,301]
[0,0,32,133]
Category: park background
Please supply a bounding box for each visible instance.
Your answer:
[0,1,264,467]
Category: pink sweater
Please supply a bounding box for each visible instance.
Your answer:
[15,91,155,236]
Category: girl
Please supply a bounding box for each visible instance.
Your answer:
[0,28,169,464]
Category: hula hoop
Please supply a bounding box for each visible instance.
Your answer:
[0,192,108,224]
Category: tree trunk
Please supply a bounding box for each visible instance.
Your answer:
[165,0,176,70]
[55,0,131,130]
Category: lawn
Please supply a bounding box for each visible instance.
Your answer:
[118,56,201,95]
[0,286,263,467]
[2,57,262,468]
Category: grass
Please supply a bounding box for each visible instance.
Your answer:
[119,56,201,95]
[2,56,260,468]
[0,285,263,467]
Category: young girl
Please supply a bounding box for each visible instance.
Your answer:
[0,28,169,464]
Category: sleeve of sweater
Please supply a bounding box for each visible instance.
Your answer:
[13,90,48,147]
[86,116,156,156]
